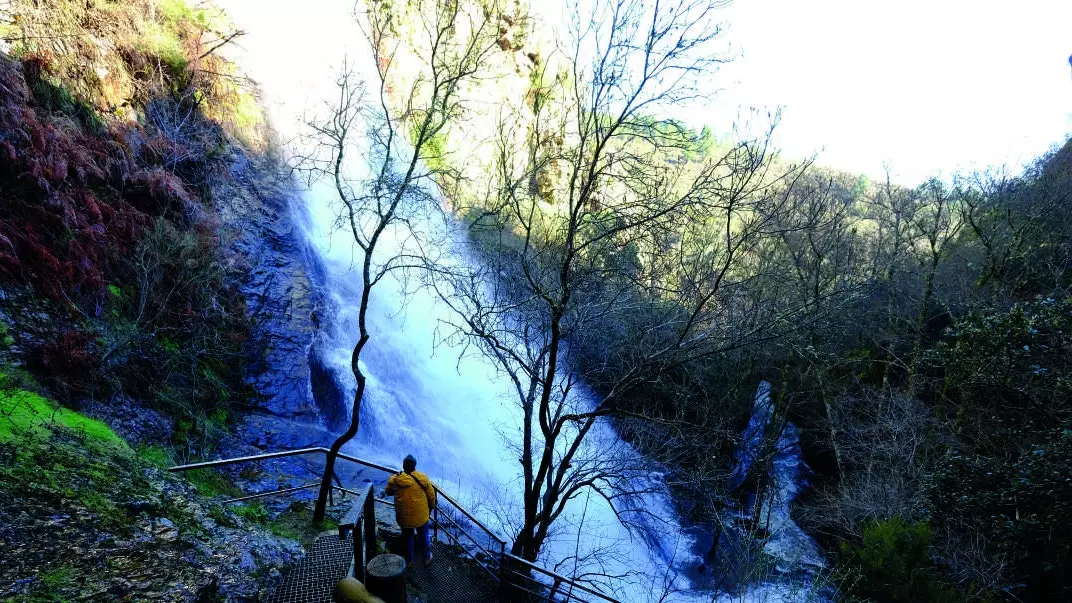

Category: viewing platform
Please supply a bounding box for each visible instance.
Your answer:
[169,448,619,603]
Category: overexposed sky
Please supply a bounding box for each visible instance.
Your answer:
[230,0,1071,186]
[689,0,1072,183]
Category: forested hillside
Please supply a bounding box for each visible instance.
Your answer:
[359,0,1072,599]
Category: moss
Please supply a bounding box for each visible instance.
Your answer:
[156,0,214,28]
[0,381,126,448]
[234,501,335,547]
[233,502,270,523]
[137,444,173,468]
[199,55,265,149]
[29,74,105,133]
[185,467,243,499]
[0,322,13,348]
[82,491,132,530]
[137,21,189,74]
[40,564,78,590]
[208,504,238,528]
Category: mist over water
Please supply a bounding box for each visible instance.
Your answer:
[218,1,822,599]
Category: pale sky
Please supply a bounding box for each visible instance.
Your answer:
[689,0,1072,184]
[231,0,1072,187]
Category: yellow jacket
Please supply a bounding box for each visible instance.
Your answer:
[385,470,437,528]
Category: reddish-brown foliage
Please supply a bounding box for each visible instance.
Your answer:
[0,55,198,301]
[32,329,101,398]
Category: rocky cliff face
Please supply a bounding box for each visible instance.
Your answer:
[209,148,351,450]
[212,152,320,418]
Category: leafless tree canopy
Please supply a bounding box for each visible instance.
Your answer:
[418,0,845,572]
[298,0,503,523]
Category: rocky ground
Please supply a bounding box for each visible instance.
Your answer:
[0,379,326,602]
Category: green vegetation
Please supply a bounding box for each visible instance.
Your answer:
[0,370,301,600]
[0,0,260,438]
[39,565,78,592]
[0,373,126,448]
[840,518,961,603]
[231,501,337,547]
[1,375,166,534]
[186,467,244,499]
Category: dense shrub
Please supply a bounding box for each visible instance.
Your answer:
[0,0,261,429]
[0,55,155,299]
[840,518,963,603]
[927,298,1072,600]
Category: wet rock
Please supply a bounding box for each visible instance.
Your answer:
[309,344,350,430]
[83,395,175,446]
[120,499,159,514]
[153,517,179,541]
[210,152,326,421]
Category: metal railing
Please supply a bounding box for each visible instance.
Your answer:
[337,483,378,583]
[170,447,620,603]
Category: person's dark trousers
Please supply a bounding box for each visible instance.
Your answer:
[401,522,431,563]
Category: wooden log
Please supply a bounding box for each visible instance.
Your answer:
[365,554,406,603]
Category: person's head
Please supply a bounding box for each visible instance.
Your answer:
[403,454,417,473]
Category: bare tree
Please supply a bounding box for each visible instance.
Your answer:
[800,387,936,539]
[300,0,501,523]
[423,0,824,571]
[906,178,963,394]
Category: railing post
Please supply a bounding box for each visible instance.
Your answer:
[354,517,365,582]
[498,541,507,602]
[363,487,377,566]
[432,506,439,543]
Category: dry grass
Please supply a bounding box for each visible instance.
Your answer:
[3,0,264,147]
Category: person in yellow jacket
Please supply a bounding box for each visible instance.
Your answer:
[385,454,437,566]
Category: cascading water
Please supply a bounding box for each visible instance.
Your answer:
[218,1,690,599]
[698,382,827,601]
[218,1,824,600]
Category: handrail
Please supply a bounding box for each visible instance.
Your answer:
[168,447,327,472]
[502,552,617,602]
[171,447,509,545]
[223,482,321,504]
[334,450,506,545]
[169,447,620,603]
[335,483,377,583]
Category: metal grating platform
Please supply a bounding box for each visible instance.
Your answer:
[267,535,499,602]
[268,532,353,603]
[405,542,498,603]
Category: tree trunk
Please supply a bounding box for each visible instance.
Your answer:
[313,371,366,523]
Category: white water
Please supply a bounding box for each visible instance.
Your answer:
[218,1,694,600]
[216,2,824,600]
[727,382,824,572]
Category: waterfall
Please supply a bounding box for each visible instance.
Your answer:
[217,2,826,600]
[218,1,692,600]
[699,382,827,601]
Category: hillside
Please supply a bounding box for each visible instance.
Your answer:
[0,1,325,600]
[359,0,1072,600]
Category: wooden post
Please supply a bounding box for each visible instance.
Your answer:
[366,554,406,603]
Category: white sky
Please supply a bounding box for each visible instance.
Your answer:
[686,0,1072,183]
